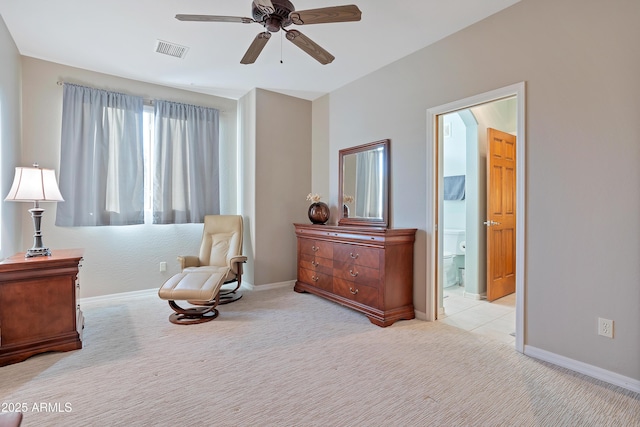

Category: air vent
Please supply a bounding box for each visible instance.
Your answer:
[155,40,189,59]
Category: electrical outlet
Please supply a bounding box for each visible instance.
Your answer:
[159,262,167,272]
[598,318,614,338]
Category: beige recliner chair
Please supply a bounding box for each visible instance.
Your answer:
[158,215,247,324]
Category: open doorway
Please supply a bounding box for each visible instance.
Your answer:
[438,100,516,344]
[426,83,525,353]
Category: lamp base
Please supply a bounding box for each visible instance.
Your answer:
[26,247,52,258]
[25,205,52,257]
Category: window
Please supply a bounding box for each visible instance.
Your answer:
[151,100,220,224]
[56,84,144,226]
[57,83,220,226]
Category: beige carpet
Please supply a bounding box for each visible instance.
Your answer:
[1,284,638,426]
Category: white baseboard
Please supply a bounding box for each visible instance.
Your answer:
[244,280,295,291]
[79,281,294,303]
[525,345,640,394]
[414,310,428,321]
[463,291,486,300]
[80,288,158,304]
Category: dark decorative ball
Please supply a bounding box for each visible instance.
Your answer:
[308,202,330,224]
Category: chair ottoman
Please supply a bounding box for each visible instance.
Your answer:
[158,271,227,325]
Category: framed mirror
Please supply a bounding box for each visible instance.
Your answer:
[338,139,390,228]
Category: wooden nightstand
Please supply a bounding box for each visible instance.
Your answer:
[0,249,84,366]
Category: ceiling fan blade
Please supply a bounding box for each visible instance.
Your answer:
[241,32,272,64]
[175,14,254,24]
[289,5,362,25]
[253,0,275,15]
[285,30,335,65]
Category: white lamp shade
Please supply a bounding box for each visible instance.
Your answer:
[4,166,64,202]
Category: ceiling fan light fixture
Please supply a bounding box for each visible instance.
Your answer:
[252,0,294,28]
[176,1,360,64]
[265,16,283,32]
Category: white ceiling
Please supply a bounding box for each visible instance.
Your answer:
[0,0,520,100]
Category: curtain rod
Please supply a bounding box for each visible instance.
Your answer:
[56,81,226,112]
[57,81,155,105]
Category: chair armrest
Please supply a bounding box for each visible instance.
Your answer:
[177,255,201,270]
[229,255,247,275]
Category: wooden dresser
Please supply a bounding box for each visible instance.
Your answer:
[0,249,84,366]
[294,224,416,327]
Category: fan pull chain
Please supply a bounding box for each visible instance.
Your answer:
[280,31,284,64]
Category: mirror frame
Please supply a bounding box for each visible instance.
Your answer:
[338,139,390,228]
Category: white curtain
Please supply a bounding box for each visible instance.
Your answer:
[56,83,144,226]
[355,149,383,218]
[152,100,220,224]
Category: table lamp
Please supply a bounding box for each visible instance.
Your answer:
[4,163,64,257]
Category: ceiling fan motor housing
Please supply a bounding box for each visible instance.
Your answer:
[252,0,295,32]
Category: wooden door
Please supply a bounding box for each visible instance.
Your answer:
[486,128,516,301]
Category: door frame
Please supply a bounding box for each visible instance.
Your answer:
[425,82,526,353]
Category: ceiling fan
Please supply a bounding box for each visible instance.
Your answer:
[176,0,362,65]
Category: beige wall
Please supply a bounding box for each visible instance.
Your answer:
[0,15,21,259]
[312,95,331,216]
[253,89,311,285]
[19,57,238,297]
[315,0,640,381]
[238,90,257,285]
[239,89,312,286]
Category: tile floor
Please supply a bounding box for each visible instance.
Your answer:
[439,285,516,345]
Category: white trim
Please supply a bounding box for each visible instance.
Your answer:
[426,82,526,354]
[463,291,486,300]
[414,310,428,321]
[525,345,640,394]
[78,281,294,304]
[79,288,158,304]
[425,105,437,322]
[240,280,294,291]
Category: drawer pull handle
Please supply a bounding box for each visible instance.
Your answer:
[350,253,359,259]
[349,287,358,295]
[311,260,318,267]
[312,246,319,252]
[349,270,359,277]
[312,276,319,282]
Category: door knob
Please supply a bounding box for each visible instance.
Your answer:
[483,220,501,226]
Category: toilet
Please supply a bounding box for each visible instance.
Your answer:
[443,229,466,288]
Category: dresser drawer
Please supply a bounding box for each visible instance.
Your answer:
[333,278,379,308]
[299,253,333,275]
[333,261,380,288]
[333,243,380,269]
[299,238,333,259]
[298,268,333,293]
